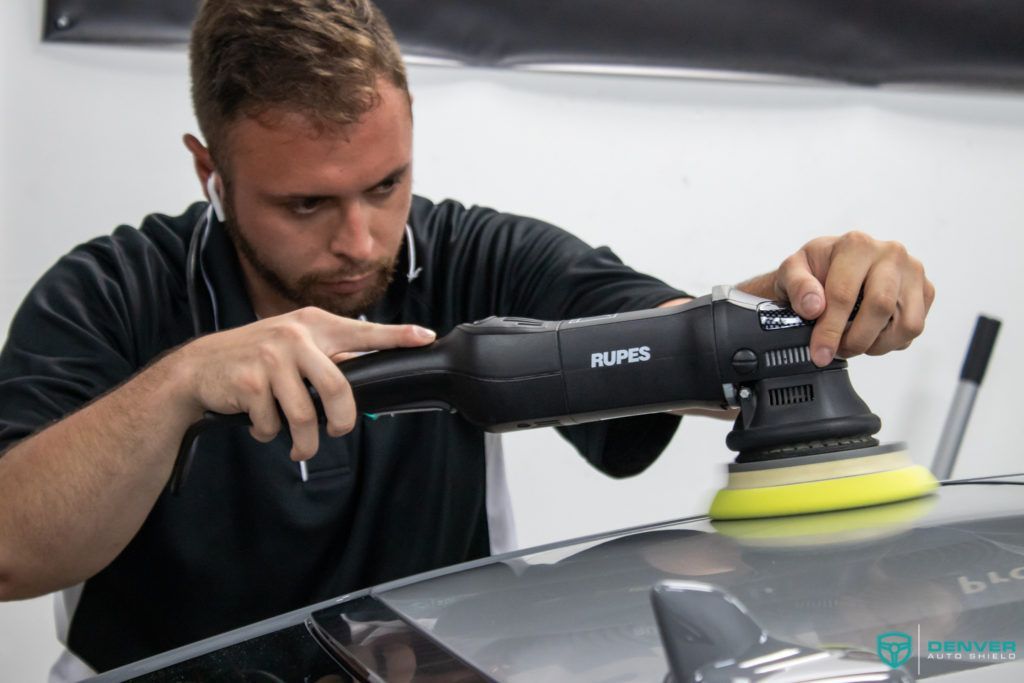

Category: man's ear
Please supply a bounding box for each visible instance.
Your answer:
[183,134,226,221]
[183,133,215,195]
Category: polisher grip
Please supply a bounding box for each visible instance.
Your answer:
[169,302,727,493]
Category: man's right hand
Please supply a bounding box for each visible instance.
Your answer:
[0,306,436,600]
[175,307,436,462]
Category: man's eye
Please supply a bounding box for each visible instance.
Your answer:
[289,197,324,215]
[371,178,398,195]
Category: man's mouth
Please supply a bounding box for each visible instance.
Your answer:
[319,271,376,293]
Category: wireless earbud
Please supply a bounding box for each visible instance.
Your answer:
[206,173,226,222]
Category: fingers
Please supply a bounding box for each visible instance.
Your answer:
[794,232,931,365]
[291,307,435,355]
[250,346,360,461]
[774,247,827,320]
[865,261,931,356]
[268,336,363,459]
[839,259,901,357]
[297,348,357,439]
[338,320,435,352]
[269,367,322,461]
[245,387,282,444]
[253,311,432,458]
[810,234,875,366]
[190,308,438,463]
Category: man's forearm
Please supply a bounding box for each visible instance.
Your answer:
[0,352,200,600]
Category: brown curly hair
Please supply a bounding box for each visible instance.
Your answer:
[190,0,408,173]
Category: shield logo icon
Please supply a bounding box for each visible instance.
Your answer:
[877,631,913,669]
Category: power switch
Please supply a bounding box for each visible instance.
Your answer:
[460,317,557,334]
[731,349,758,375]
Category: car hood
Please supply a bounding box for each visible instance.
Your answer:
[94,475,1024,682]
[314,475,1024,681]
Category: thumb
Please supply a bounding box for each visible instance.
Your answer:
[776,251,826,319]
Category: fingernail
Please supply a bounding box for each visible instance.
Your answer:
[802,292,823,315]
[413,325,436,340]
[812,347,833,367]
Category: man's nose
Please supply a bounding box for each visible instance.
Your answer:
[328,201,374,261]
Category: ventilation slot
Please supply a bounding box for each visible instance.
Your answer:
[769,384,815,406]
[765,345,811,367]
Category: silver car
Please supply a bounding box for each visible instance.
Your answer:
[92,470,1024,682]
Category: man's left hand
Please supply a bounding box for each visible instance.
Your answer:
[740,231,935,367]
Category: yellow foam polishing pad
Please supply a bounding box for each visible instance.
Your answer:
[709,444,938,520]
[711,496,937,547]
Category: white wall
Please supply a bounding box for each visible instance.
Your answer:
[4,0,1024,679]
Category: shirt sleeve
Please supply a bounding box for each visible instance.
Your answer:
[432,201,691,478]
[0,236,141,453]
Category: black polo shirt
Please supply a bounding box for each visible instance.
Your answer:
[0,196,687,672]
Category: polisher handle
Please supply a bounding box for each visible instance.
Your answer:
[169,301,726,493]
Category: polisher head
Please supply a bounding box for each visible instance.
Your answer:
[709,442,938,520]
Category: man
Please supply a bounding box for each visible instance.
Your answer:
[0,0,933,677]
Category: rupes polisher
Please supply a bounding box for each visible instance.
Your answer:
[170,285,938,517]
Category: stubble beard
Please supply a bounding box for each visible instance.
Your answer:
[223,216,398,319]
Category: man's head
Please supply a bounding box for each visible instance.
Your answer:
[186,0,412,318]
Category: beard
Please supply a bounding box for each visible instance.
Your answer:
[223,216,397,319]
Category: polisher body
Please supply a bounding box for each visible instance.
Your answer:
[172,286,938,515]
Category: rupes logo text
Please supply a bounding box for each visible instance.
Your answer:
[591,346,651,368]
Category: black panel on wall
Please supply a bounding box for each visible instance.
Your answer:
[45,0,200,44]
[43,0,1024,89]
